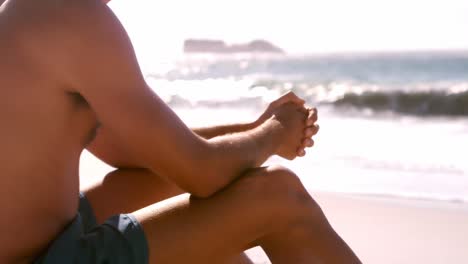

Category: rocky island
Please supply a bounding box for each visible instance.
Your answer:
[183,39,284,54]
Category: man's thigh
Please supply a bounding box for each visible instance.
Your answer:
[133,166,304,264]
[82,168,184,224]
[81,168,254,264]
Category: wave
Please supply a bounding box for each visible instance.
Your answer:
[248,79,468,117]
[331,90,468,117]
[147,76,468,117]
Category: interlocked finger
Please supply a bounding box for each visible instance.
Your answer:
[296,148,306,157]
[302,138,315,148]
[304,124,320,137]
[306,108,318,126]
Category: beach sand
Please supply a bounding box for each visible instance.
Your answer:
[80,152,468,264]
[245,193,468,264]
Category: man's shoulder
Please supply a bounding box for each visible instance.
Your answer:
[35,0,104,18]
[47,0,128,57]
[14,0,125,79]
[7,0,110,54]
[7,0,104,30]
[0,0,132,95]
[37,0,114,41]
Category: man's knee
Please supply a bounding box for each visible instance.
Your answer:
[239,165,318,217]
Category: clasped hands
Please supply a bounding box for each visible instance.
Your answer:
[255,92,320,160]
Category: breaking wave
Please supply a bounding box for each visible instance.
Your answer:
[331,90,468,117]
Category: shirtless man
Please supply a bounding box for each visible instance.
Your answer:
[0,0,361,263]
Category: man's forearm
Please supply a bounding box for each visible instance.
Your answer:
[88,121,264,170]
[193,121,259,139]
[193,120,280,197]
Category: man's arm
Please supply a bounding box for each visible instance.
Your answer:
[87,122,258,169]
[86,121,267,170]
[87,93,317,168]
[192,122,257,140]
[60,1,307,197]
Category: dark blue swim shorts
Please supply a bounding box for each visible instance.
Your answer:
[34,193,149,264]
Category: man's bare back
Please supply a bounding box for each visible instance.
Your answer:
[0,1,359,263]
[0,0,100,261]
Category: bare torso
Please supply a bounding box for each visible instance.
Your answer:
[0,0,98,262]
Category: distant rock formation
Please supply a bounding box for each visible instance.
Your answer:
[184,39,284,54]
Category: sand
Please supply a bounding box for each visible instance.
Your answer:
[80,152,468,264]
[245,192,468,264]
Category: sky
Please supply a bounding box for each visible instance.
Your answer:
[108,0,468,58]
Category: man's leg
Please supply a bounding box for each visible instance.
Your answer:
[133,166,361,264]
[82,168,183,224]
[82,168,253,264]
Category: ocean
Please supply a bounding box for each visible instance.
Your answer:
[140,51,468,203]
